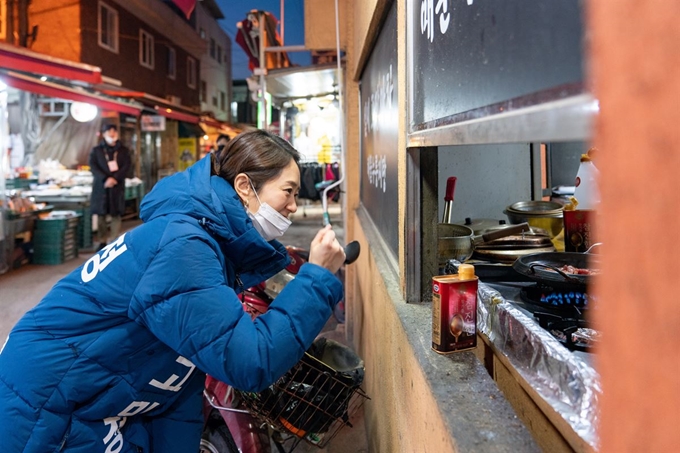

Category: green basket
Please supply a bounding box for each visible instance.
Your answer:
[35,216,81,231]
[33,228,77,243]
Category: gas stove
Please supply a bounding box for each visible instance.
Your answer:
[488,282,600,353]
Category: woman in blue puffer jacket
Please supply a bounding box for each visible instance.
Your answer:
[0,130,346,453]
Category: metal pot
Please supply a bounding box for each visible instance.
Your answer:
[438,222,531,265]
[504,200,564,238]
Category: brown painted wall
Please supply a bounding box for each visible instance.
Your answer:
[78,1,199,108]
[29,0,81,61]
[588,0,680,451]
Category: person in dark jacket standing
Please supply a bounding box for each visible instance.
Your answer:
[89,123,131,250]
[0,130,346,452]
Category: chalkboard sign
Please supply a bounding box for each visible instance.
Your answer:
[360,3,399,257]
[410,0,584,130]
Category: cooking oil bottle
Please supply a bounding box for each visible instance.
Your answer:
[565,148,600,252]
[432,264,478,353]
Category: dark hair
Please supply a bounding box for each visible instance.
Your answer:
[216,134,230,144]
[101,124,117,133]
[211,130,300,191]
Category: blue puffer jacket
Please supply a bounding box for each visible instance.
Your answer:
[0,156,343,453]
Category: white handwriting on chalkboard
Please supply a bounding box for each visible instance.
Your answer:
[367,154,387,193]
[363,64,394,137]
[421,0,450,42]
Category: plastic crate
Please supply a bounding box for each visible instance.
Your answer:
[32,228,77,243]
[35,216,81,232]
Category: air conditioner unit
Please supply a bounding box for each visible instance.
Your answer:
[165,95,182,106]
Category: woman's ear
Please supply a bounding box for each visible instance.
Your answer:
[233,173,252,206]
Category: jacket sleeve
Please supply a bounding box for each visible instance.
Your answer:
[130,235,343,392]
[114,147,132,184]
[89,146,110,181]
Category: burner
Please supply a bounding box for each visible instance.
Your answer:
[519,284,594,319]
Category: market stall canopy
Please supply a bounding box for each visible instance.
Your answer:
[0,70,142,116]
[102,90,200,124]
[0,42,102,85]
[265,64,338,104]
[199,116,244,137]
[178,121,205,138]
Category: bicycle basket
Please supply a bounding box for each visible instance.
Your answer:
[238,337,369,448]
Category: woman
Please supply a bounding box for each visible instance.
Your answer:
[0,130,346,452]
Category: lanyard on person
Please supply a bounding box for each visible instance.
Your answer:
[107,150,119,173]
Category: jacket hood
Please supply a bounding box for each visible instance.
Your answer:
[139,156,289,282]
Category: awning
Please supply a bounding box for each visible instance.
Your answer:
[0,71,142,116]
[178,121,205,138]
[265,64,338,102]
[199,116,245,137]
[0,42,102,84]
[154,106,200,124]
[102,90,200,124]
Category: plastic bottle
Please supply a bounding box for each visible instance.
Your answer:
[431,264,478,354]
[572,151,601,210]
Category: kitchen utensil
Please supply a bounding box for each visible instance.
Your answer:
[437,222,531,265]
[504,200,565,238]
[452,217,509,235]
[512,248,600,290]
[442,177,457,223]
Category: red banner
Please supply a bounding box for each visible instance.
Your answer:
[171,0,196,19]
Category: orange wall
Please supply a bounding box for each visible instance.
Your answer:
[29,0,81,61]
[588,0,680,451]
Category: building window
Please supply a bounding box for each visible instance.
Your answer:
[200,80,207,102]
[217,45,222,64]
[139,29,154,69]
[187,57,197,88]
[199,27,206,39]
[210,38,216,59]
[98,2,119,53]
[167,46,176,79]
[220,91,226,111]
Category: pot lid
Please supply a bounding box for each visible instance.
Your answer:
[473,245,557,263]
[452,217,507,235]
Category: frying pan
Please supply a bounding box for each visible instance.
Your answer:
[512,250,600,290]
[438,222,531,265]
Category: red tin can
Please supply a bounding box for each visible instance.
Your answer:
[432,264,478,354]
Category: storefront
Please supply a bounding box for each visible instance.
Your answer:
[333,1,613,452]
[264,65,344,209]
[0,43,143,272]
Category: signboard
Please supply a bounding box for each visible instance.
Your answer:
[141,115,166,131]
[360,3,399,257]
[409,0,584,129]
[178,137,196,171]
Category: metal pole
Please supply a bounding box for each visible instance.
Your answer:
[280,0,285,45]
[258,11,268,130]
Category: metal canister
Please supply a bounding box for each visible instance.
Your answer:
[432,264,478,354]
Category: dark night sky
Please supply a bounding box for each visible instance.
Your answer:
[214,0,310,80]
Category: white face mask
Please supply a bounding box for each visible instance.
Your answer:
[104,135,116,145]
[247,179,292,241]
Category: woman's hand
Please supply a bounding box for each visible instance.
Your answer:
[308,225,346,274]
